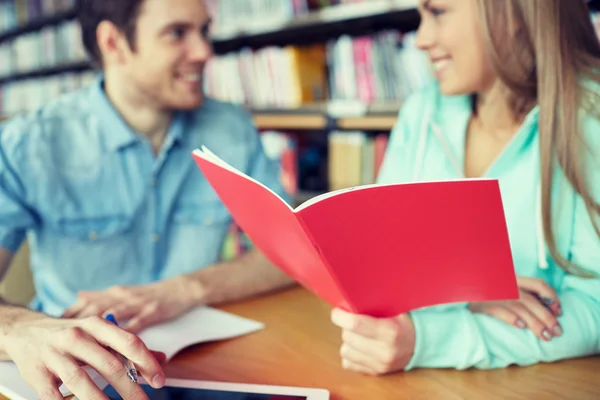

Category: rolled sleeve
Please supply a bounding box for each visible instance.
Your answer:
[0,124,36,252]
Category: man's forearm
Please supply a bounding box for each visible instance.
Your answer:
[185,248,296,306]
[0,298,44,360]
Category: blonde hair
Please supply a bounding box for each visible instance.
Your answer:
[477,0,600,277]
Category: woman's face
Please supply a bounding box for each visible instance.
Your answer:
[415,0,497,96]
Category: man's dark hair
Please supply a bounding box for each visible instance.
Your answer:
[76,0,145,65]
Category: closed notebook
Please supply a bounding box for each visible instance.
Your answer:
[192,146,519,318]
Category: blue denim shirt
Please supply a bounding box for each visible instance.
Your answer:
[0,77,291,316]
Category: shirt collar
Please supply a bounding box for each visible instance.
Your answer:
[90,75,189,152]
[90,75,139,152]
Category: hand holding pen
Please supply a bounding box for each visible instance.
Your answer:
[1,312,165,400]
[105,313,140,383]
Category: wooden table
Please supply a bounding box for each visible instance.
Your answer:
[2,286,599,399]
[163,286,600,400]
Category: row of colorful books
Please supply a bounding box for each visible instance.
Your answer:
[205,0,380,39]
[0,0,75,32]
[0,70,97,116]
[203,31,433,108]
[0,19,86,77]
[255,129,390,198]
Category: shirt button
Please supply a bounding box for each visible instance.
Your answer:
[89,231,98,241]
[152,234,160,242]
[204,216,213,226]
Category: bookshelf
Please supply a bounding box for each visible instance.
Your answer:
[212,0,419,53]
[0,8,76,44]
[2,0,599,203]
[0,60,90,85]
[0,1,422,128]
[0,0,421,201]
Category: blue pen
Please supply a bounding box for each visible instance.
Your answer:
[105,314,139,383]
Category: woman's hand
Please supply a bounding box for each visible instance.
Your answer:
[469,277,562,341]
[330,309,415,375]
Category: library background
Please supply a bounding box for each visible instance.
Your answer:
[1,0,600,206]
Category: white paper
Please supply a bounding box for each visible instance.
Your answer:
[0,306,263,400]
[0,363,104,400]
[138,306,264,360]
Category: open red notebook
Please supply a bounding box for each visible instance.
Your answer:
[192,146,519,317]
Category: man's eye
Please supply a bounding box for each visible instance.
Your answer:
[170,27,186,39]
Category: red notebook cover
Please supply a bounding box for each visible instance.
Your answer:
[192,147,519,317]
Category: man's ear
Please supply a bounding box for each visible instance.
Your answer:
[96,20,132,66]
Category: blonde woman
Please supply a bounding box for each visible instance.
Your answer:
[331,0,600,374]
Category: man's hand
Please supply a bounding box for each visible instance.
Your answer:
[2,314,165,400]
[330,308,416,376]
[469,277,562,341]
[62,276,201,332]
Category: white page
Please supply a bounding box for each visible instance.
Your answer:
[0,306,263,400]
[0,362,104,400]
[138,306,264,360]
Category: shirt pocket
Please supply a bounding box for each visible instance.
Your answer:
[53,214,132,241]
[44,213,140,292]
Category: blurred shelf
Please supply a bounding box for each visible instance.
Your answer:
[0,9,76,44]
[337,115,398,130]
[0,61,93,85]
[253,113,328,130]
[251,103,399,131]
[0,1,419,52]
[212,0,419,53]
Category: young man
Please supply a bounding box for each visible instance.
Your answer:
[0,0,294,398]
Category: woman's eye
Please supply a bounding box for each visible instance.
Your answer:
[430,7,445,17]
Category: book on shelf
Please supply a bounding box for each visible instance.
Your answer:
[328,131,388,190]
[0,19,86,77]
[205,0,397,39]
[0,0,75,32]
[192,145,519,317]
[260,130,299,196]
[204,31,433,109]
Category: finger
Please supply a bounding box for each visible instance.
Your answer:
[523,289,561,317]
[509,304,551,341]
[75,306,105,319]
[82,317,165,388]
[519,278,561,316]
[340,343,387,376]
[62,298,89,319]
[104,303,140,324]
[150,351,168,365]
[67,331,150,400]
[342,329,395,363]
[475,304,526,329]
[22,364,63,400]
[331,308,393,341]
[341,358,379,376]
[520,294,562,340]
[45,351,109,400]
[124,303,161,333]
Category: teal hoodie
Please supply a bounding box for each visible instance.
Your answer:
[377,83,600,370]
